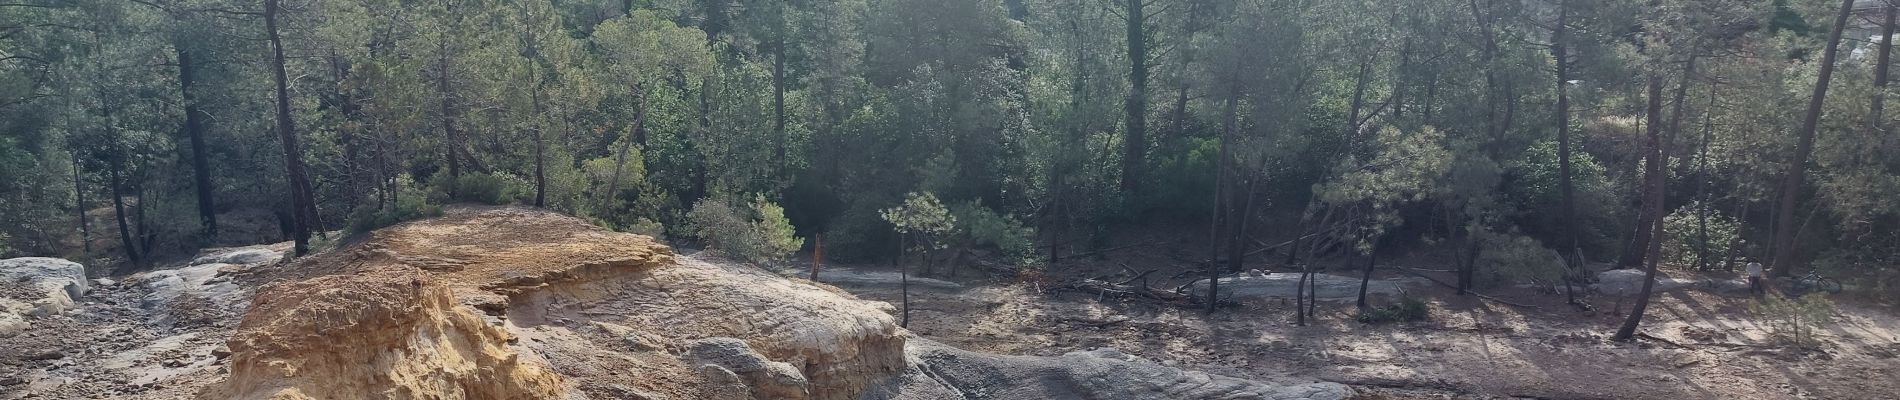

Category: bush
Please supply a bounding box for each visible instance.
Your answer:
[949,201,1036,263]
[1472,231,1565,288]
[348,177,444,234]
[1662,203,1740,270]
[687,194,803,263]
[434,172,526,205]
[1356,297,1430,324]
[1750,293,1836,349]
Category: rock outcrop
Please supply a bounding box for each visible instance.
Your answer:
[1592,269,1701,296]
[0,257,88,337]
[868,338,1353,400]
[200,266,564,400]
[193,206,1348,400]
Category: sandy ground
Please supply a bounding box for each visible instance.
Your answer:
[816,261,1900,400]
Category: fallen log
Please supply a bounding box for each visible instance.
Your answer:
[1060,278,1190,302]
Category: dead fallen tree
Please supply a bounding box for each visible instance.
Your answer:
[1060,278,1190,302]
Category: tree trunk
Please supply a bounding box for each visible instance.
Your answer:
[177,47,217,241]
[107,160,141,268]
[1345,59,1372,145]
[1356,234,1379,311]
[772,37,788,172]
[1553,0,1578,304]
[1770,0,1855,276]
[1121,0,1148,195]
[1207,70,1241,315]
[73,151,89,255]
[603,88,650,211]
[811,234,823,281]
[267,0,315,256]
[1873,4,1896,130]
[1612,71,1671,342]
[438,38,461,182]
[899,234,911,328]
[1695,81,1718,271]
[533,93,548,208]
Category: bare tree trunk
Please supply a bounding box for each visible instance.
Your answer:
[1120,0,1148,195]
[603,88,649,212]
[1356,233,1379,310]
[1873,3,1896,130]
[1695,81,1718,271]
[533,87,547,208]
[72,151,89,255]
[1207,70,1241,315]
[1613,71,1671,342]
[1770,0,1855,276]
[772,37,787,172]
[438,37,461,182]
[267,0,315,256]
[108,160,141,268]
[177,47,217,241]
[1553,0,1578,303]
[899,234,911,328]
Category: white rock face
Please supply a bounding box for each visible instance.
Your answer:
[1592,269,1700,296]
[188,247,282,267]
[866,338,1354,400]
[137,245,284,328]
[0,257,89,337]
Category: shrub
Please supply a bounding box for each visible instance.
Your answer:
[1356,297,1430,324]
[949,201,1036,263]
[1662,203,1740,270]
[1473,230,1565,288]
[348,177,444,234]
[434,172,526,205]
[687,194,803,263]
[1750,293,1836,349]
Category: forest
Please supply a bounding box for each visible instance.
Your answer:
[4,0,1900,346]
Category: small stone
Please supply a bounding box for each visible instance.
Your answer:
[162,359,187,368]
[0,376,23,386]
[211,345,232,359]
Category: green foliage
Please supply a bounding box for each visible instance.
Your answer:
[949,201,1037,264]
[1750,293,1837,349]
[1662,204,1740,270]
[880,192,957,251]
[1504,140,1621,254]
[1355,297,1430,324]
[1473,230,1566,288]
[347,177,445,234]
[435,172,527,205]
[687,194,804,263]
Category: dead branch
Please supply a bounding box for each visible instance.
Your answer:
[1636,332,1695,350]
[1393,266,1541,309]
[1063,240,1163,259]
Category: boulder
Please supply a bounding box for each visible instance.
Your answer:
[685,337,812,399]
[0,257,88,336]
[188,246,283,267]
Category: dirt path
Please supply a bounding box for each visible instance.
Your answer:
[817,265,1900,400]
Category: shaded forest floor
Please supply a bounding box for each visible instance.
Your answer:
[811,239,1900,400]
